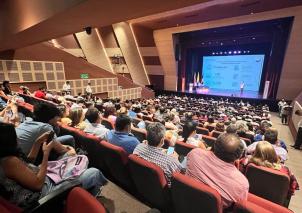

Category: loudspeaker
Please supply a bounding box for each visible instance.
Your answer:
[84,27,92,35]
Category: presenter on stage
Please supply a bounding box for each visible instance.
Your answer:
[240,81,245,94]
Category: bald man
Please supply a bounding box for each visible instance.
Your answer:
[186,133,249,209]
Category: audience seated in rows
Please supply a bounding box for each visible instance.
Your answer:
[16,103,76,162]
[106,115,139,154]
[0,122,107,208]
[242,141,299,196]
[246,128,288,162]
[186,133,248,209]
[182,121,206,149]
[84,107,109,139]
[133,123,183,186]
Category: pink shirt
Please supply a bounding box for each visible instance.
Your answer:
[186,149,249,208]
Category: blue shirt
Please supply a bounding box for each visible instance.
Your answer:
[106,130,139,154]
[128,110,137,119]
[16,121,54,155]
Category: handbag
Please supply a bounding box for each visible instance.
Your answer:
[47,155,88,184]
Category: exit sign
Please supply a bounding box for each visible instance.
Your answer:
[80,73,89,79]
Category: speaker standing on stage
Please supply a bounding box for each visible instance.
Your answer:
[240,81,245,94]
[291,110,302,150]
[86,82,92,95]
[62,81,71,93]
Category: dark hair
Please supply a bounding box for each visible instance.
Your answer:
[182,121,197,142]
[115,115,131,132]
[147,122,166,147]
[85,107,100,123]
[0,122,20,158]
[104,107,116,118]
[213,133,243,163]
[264,128,278,145]
[33,103,61,123]
[2,80,9,87]
[207,116,215,123]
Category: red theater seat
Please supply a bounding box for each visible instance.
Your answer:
[196,127,209,136]
[171,172,222,213]
[211,130,223,138]
[131,127,147,142]
[99,141,134,190]
[234,193,293,213]
[175,141,196,156]
[245,163,290,207]
[128,154,169,211]
[0,197,22,213]
[202,135,216,147]
[65,187,106,213]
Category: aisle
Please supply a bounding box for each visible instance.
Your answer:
[271,113,302,213]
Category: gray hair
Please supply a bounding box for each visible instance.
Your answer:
[146,122,166,146]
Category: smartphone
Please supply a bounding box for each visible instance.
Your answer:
[167,146,175,155]
[46,131,55,144]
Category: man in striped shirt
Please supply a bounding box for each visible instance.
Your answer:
[133,122,183,186]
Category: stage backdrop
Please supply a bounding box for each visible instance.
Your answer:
[202,55,265,91]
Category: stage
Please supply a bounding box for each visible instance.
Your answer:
[185,88,263,99]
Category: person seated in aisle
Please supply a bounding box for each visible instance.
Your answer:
[16,103,76,162]
[106,115,139,154]
[133,122,183,186]
[182,121,206,149]
[242,141,299,196]
[84,107,109,139]
[34,87,46,99]
[0,122,107,208]
[186,133,248,209]
[2,80,12,96]
[246,128,288,162]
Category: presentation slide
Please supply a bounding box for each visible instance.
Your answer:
[202,55,265,91]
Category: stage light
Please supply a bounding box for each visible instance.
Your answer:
[212,52,215,55]
[224,52,227,54]
[238,51,241,54]
[220,42,223,45]
[243,51,246,53]
[228,51,232,54]
[252,37,256,40]
[220,52,223,54]
[234,51,237,54]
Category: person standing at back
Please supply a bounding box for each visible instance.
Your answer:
[62,81,71,93]
[186,133,248,209]
[291,110,302,150]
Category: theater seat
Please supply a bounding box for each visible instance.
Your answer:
[128,154,169,211]
[206,125,215,132]
[101,119,114,130]
[202,135,216,147]
[175,141,196,156]
[245,163,290,207]
[0,197,22,213]
[234,193,293,213]
[99,141,134,190]
[131,127,147,142]
[196,127,209,136]
[65,187,106,213]
[211,130,223,138]
[171,172,222,213]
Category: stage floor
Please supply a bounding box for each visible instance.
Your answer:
[185,88,263,99]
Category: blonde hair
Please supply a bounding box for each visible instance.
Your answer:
[68,107,84,127]
[249,141,280,168]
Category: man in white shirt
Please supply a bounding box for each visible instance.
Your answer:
[62,81,71,93]
[291,110,302,150]
[85,82,92,95]
[84,107,109,139]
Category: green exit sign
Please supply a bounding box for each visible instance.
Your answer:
[80,73,89,79]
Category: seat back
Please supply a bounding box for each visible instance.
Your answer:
[240,137,251,146]
[142,115,153,121]
[211,130,222,138]
[101,119,114,130]
[131,127,147,142]
[206,125,215,132]
[0,197,22,213]
[245,164,290,206]
[196,127,209,136]
[175,141,195,156]
[202,135,216,147]
[171,173,222,213]
[99,141,133,189]
[128,154,169,210]
[65,187,106,213]
[234,193,293,213]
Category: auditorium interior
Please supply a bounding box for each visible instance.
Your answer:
[0,0,302,212]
